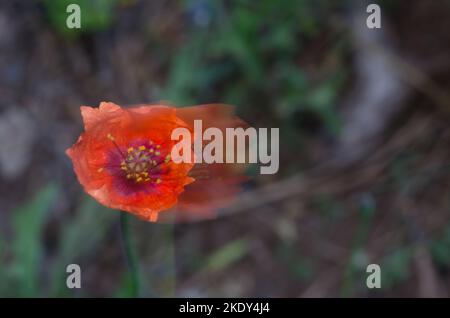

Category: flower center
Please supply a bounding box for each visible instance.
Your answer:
[120,145,163,183]
[105,134,170,184]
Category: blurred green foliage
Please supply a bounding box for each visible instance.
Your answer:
[277,243,314,282]
[380,247,413,290]
[0,184,117,297]
[51,197,115,296]
[341,196,375,296]
[1,184,57,297]
[431,226,450,269]
[204,238,248,273]
[43,0,118,35]
[164,0,347,139]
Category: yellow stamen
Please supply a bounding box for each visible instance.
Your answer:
[107,134,115,141]
[126,174,132,179]
[156,178,161,184]
[156,145,161,149]
[138,145,146,151]
[127,147,134,153]
[136,177,143,182]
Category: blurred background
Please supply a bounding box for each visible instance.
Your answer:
[1,0,450,297]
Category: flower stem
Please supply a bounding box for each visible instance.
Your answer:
[119,213,140,297]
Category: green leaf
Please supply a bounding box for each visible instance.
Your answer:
[50,196,115,296]
[0,236,5,293]
[431,241,450,267]
[381,248,413,289]
[205,238,248,272]
[10,183,58,297]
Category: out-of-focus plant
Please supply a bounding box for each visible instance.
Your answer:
[204,238,248,273]
[277,243,314,282]
[164,0,347,147]
[0,183,119,297]
[380,247,413,290]
[430,225,450,269]
[51,197,115,297]
[1,184,57,297]
[43,0,118,36]
[341,195,375,296]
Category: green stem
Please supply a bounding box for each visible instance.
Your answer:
[119,213,140,297]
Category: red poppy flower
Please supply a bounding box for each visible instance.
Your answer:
[66,101,247,222]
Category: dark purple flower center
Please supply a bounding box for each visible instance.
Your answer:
[106,134,170,184]
[121,144,166,183]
